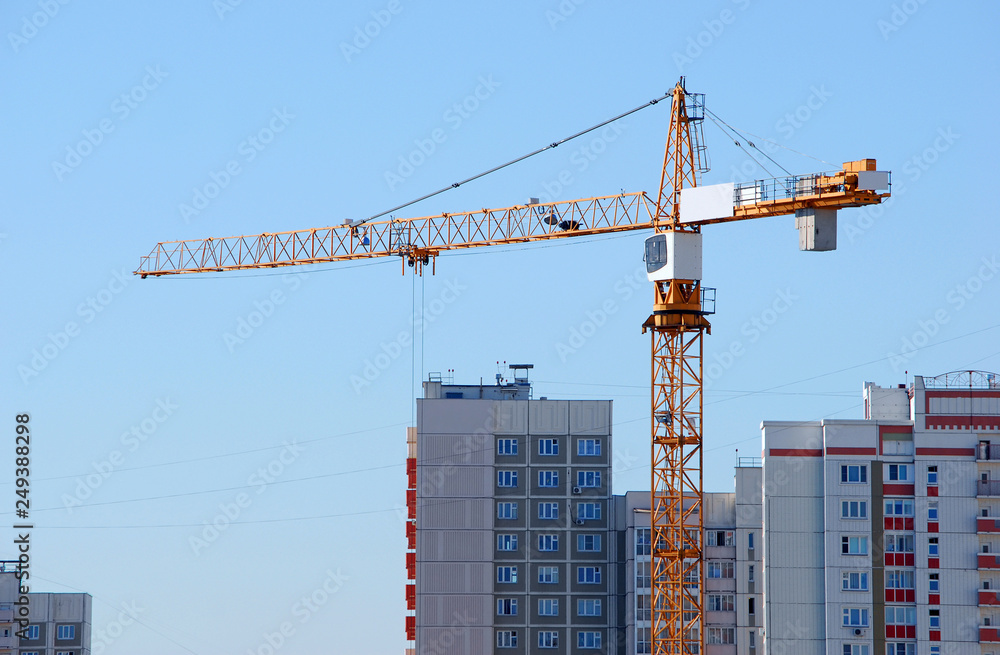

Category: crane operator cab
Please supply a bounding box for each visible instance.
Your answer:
[644,231,702,282]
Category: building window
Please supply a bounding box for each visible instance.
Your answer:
[929,573,939,592]
[842,536,868,555]
[497,534,518,551]
[577,566,602,584]
[842,571,869,591]
[636,561,651,588]
[928,537,939,557]
[707,628,735,644]
[497,566,518,583]
[884,499,914,517]
[707,561,735,578]
[577,502,601,520]
[885,533,915,553]
[886,463,912,481]
[538,534,559,552]
[747,564,755,583]
[929,608,940,628]
[538,502,559,519]
[577,470,601,487]
[842,608,869,627]
[497,438,518,455]
[886,570,915,590]
[497,502,518,519]
[637,627,651,654]
[538,566,559,584]
[706,593,735,611]
[23,625,39,640]
[578,599,602,616]
[497,470,518,487]
[928,646,940,655]
[636,593,651,621]
[577,439,602,456]
[577,631,602,649]
[748,531,755,549]
[927,465,938,484]
[636,528,651,556]
[578,534,602,552]
[538,598,559,616]
[538,470,559,487]
[496,630,518,648]
[841,500,868,519]
[928,501,938,521]
[748,597,756,614]
[538,631,558,648]
[497,598,518,616]
[707,530,734,546]
[886,644,915,655]
[885,606,916,626]
[843,645,870,655]
[841,464,867,483]
[539,438,559,455]
[56,625,76,640]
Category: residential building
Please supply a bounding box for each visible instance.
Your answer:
[0,568,91,655]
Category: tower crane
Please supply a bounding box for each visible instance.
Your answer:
[136,79,890,655]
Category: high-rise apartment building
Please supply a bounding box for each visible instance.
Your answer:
[0,567,92,655]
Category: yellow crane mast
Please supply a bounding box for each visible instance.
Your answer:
[136,79,890,655]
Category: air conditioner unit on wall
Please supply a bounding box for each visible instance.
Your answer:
[572,486,582,494]
[853,628,864,636]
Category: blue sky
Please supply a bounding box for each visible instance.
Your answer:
[1,1,998,653]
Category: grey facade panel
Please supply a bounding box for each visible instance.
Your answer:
[419,498,493,530]
[418,562,492,594]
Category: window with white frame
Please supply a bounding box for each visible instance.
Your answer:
[928,537,939,556]
[497,470,518,487]
[886,570,915,590]
[748,531,755,549]
[886,463,912,481]
[707,530,734,546]
[707,627,735,644]
[707,561,735,578]
[23,625,39,640]
[927,465,938,484]
[706,593,735,611]
[497,438,517,455]
[841,464,867,483]
[884,499,914,517]
[928,500,938,521]
[841,500,868,519]
[577,439,601,456]
[578,534,601,552]
[538,631,558,648]
[538,534,559,552]
[539,438,559,455]
[56,625,75,640]
[538,470,559,487]
[578,598,602,616]
[928,646,940,655]
[842,571,869,591]
[884,606,916,626]
[538,502,558,519]
[577,566,602,584]
[886,644,915,655]
[636,528,650,555]
[577,631,602,649]
[497,502,518,519]
[636,560,651,588]
[842,645,870,655]
[885,533,914,553]
[497,566,518,583]
[577,470,601,487]
[636,593,651,621]
[496,630,517,648]
[929,608,940,628]
[929,573,939,592]
[538,566,559,584]
[538,598,559,616]
[577,502,601,520]
[497,598,517,615]
[637,627,651,654]
[842,535,868,555]
[842,607,869,627]
[497,534,518,551]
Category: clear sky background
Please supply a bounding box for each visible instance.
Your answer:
[1,2,998,653]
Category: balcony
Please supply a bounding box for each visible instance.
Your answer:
[979,444,1000,462]
[979,517,1000,534]
[981,626,1000,643]
[980,480,1000,497]
[981,590,1000,606]
[980,553,1000,569]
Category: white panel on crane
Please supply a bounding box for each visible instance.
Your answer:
[856,171,890,191]
[679,183,735,224]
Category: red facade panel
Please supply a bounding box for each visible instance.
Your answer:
[406,615,416,640]
[979,553,1000,569]
[929,630,941,641]
[928,558,940,569]
[927,486,939,496]
[928,521,939,533]
[980,590,1000,606]
[929,593,940,604]
[406,552,415,577]
[406,584,415,609]
[883,484,915,496]
[981,627,1000,643]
